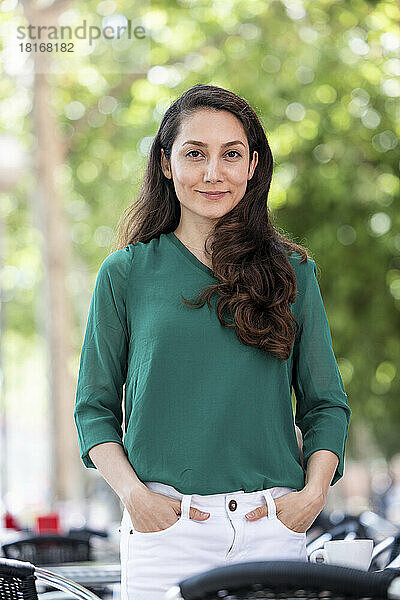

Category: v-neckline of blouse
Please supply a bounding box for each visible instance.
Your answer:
[165,232,214,277]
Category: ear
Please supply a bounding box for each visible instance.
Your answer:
[161,148,172,179]
[248,150,258,180]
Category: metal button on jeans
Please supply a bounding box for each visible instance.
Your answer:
[228,499,237,511]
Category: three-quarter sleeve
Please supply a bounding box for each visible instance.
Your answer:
[292,259,351,486]
[73,245,133,468]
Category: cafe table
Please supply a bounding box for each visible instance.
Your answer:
[39,561,121,587]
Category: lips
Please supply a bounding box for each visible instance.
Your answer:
[198,191,228,199]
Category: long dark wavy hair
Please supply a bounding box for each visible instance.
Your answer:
[111,84,313,361]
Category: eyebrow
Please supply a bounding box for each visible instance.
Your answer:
[182,140,246,149]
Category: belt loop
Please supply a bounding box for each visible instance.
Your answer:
[180,494,192,519]
[261,489,276,520]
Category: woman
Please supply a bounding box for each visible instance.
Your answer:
[74,84,351,599]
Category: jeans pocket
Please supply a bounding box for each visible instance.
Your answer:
[271,493,306,537]
[275,514,306,537]
[130,513,187,537]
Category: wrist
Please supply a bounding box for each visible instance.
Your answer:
[120,480,148,505]
[302,483,327,505]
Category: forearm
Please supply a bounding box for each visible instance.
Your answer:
[88,442,147,504]
[303,449,340,502]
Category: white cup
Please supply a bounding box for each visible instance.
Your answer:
[309,539,374,570]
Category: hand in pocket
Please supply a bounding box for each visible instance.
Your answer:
[124,487,210,533]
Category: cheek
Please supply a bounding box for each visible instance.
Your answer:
[172,163,199,187]
[229,180,249,204]
[229,164,250,186]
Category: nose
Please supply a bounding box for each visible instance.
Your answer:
[203,158,224,183]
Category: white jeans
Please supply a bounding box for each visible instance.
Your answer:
[120,481,308,600]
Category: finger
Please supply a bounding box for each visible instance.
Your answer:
[245,503,268,520]
[189,507,210,520]
[173,499,210,520]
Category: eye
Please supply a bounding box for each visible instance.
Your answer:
[186,150,242,158]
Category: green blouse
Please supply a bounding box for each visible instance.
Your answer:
[74,232,351,495]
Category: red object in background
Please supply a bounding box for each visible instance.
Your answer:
[36,513,61,534]
[4,511,21,530]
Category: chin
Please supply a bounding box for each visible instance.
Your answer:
[200,204,235,217]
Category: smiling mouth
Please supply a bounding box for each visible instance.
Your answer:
[198,191,228,196]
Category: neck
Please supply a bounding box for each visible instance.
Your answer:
[172,225,214,270]
[173,225,214,253]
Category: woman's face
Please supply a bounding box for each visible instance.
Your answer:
[161,108,258,224]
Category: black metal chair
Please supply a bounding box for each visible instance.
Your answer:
[1,534,91,566]
[67,527,109,542]
[165,559,400,600]
[0,557,101,600]
[369,532,400,572]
